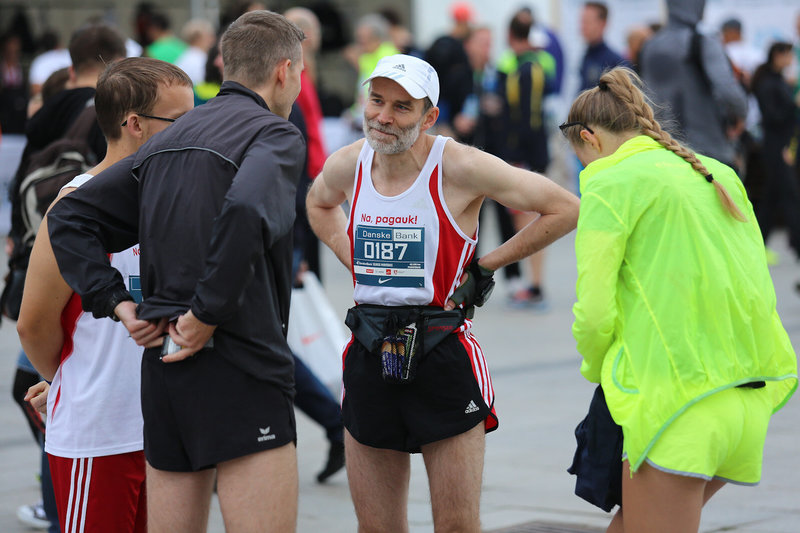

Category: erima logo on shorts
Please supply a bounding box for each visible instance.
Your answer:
[257,427,276,442]
[465,400,480,414]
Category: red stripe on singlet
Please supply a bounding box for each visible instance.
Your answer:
[51,292,84,418]
[347,162,363,288]
[428,164,475,307]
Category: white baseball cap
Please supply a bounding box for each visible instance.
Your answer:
[362,54,440,107]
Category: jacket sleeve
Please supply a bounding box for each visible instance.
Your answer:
[572,190,628,383]
[47,155,140,318]
[190,123,304,325]
[700,36,747,122]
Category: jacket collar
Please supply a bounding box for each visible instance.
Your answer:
[218,81,271,112]
[580,135,662,190]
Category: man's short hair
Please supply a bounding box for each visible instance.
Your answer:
[509,9,533,40]
[585,2,609,21]
[220,10,305,88]
[95,57,192,141]
[721,18,742,33]
[69,24,127,75]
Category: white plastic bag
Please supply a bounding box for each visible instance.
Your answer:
[287,271,349,396]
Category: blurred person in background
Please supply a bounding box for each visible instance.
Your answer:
[377,7,424,59]
[219,0,266,30]
[145,10,187,64]
[0,32,28,134]
[640,0,747,170]
[721,18,762,90]
[176,19,217,85]
[459,26,526,300]
[578,2,626,92]
[193,43,223,105]
[285,7,327,278]
[624,25,652,74]
[498,9,558,308]
[28,30,71,100]
[345,13,399,124]
[425,1,474,135]
[751,41,800,267]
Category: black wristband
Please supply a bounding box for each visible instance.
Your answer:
[468,258,495,307]
[103,290,134,321]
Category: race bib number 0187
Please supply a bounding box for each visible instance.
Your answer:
[353,225,425,288]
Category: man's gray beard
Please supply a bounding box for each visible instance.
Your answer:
[362,118,421,155]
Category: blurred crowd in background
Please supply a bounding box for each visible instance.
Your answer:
[0,0,798,314]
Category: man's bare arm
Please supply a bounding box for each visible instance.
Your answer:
[306,141,362,270]
[19,187,164,380]
[447,143,579,272]
[18,188,82,380]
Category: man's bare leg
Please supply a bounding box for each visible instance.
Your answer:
[216,443,298,533]
[146,462,216,533]
[421,423,484,533]
[345,430,411,533]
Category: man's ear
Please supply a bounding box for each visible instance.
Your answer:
[275,59,291,86]
[420,106,440,132]
[123,113,144,140]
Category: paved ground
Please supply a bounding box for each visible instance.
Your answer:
[1,221,798,532]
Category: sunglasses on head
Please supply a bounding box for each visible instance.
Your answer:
[558,121,594,137]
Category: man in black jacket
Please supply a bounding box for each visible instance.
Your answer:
[47,11,306,532]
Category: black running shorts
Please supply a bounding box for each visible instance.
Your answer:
[141,346,296,472]
[342,332,498,453]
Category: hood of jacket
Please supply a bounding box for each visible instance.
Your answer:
[667,0,705,27]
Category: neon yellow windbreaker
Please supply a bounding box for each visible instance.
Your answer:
[572,135,797,473]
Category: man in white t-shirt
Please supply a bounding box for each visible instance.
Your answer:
[28,31,72,97]
[19,57,194,533]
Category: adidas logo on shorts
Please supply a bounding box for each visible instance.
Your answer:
[465,400,480,414]
[393,63,406,71]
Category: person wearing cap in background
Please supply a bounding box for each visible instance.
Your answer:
[307,53,579,532]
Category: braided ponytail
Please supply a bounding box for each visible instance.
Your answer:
[567,67,747,222]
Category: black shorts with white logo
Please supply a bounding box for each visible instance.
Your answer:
[342,332,498,453]
[141,346,296,472]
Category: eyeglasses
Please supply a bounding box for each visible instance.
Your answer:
[559,121,594,137]
[121,113,177,127]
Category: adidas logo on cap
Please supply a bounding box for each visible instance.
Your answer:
[393,63,406,72]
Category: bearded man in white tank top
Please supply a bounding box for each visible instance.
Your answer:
[18,57,194,533]
[307,54,580,532]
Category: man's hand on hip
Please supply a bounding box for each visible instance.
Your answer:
[161,310,216,363]
[116,300,168,346]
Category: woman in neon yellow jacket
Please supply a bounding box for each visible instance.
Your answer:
[564,67,797,533]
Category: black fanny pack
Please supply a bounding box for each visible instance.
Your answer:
[345,304,466,384]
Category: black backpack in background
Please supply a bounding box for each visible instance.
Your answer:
[0,106,98,321]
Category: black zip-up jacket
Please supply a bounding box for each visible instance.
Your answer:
[47,82,305,391]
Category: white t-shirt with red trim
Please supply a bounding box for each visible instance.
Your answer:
[45,173,144,458]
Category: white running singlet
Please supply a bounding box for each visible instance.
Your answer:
[45,173,144,458]
[347,135,477,307]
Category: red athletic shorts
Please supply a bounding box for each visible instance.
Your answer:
[48,451,146,533]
